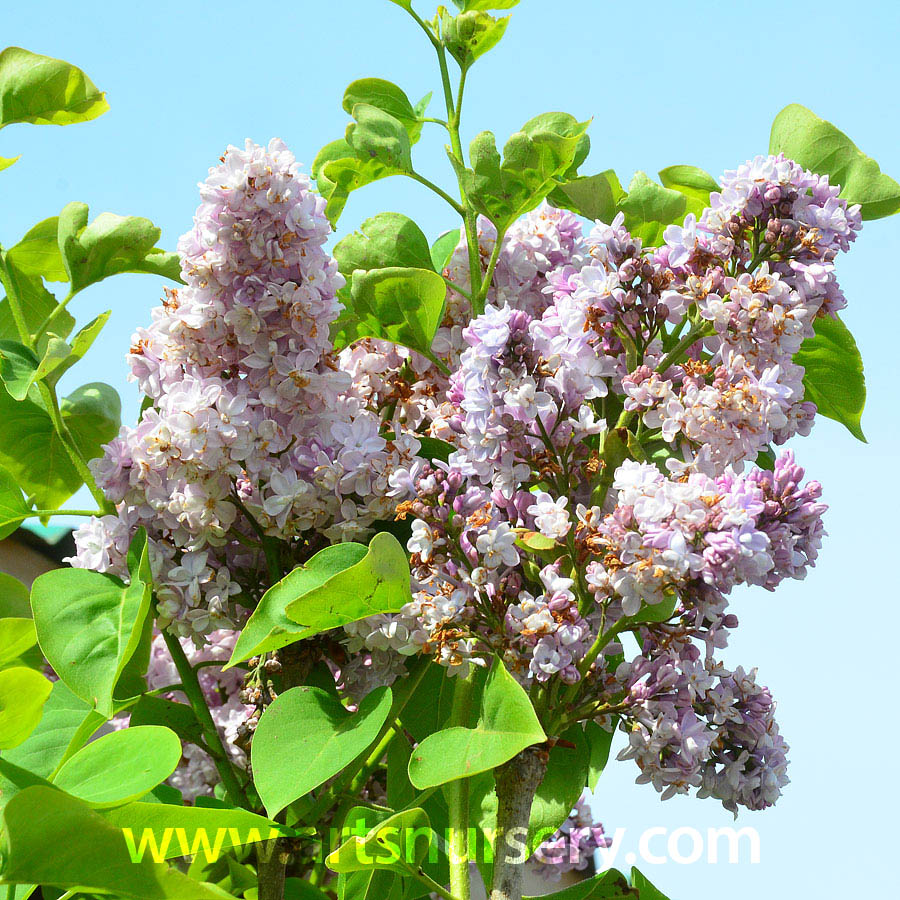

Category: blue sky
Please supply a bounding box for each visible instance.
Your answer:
[3,1,898,896]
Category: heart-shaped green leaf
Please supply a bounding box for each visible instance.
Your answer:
[334,213,434,284]
[31,529,152,716]
[0,618,36,667]
[548,170,624,223]
[408,659,546,789]
[129,694,206,747]
[0,380,120,509]
[0,667,52,749]
[5,216,68,282]
[0,339,40,400]
[770,104,900,220]
[326,807,433,874]
[52,725,182,807]
[430,228,461,271]
[0,47,108,127]
[312,138,399,227]
[0,265,75,344]
[343,79,425,145]
[0,464,30,539]
[441,10,510,65]
[58,202,182,296]
[226,541,367,668]
[0,786,234,898]
[658,165,719,220]
[333,267,446,358]
[617,172,686,246]
[794,313,866,441]
[585,720,616,791]
[0,572,30,619]
[2,679,105,782]
[99,800,287,861]
[284,532,412,633]
[345,104,412,174]
[251,685,393,817]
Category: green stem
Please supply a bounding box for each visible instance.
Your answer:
[36,288,76,338]
[409,866,460,900]
[655,319,712,374]
[447,669,475,900]
[408,172,466,216]
[26,508,102,519]
[472,227,505,311]
[162,629,248,808]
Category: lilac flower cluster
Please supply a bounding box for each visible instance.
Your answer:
[347,158,845,812]
[72,144,848,819]
[69,139,418,638]
[617,648,789,813]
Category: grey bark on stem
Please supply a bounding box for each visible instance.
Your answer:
[490,747,548,900]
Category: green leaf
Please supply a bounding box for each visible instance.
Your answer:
[332,267,447,360]
[0,618,36,667]
[585,720,615,791]
[452,0,520,8]
[629,867,670,900]
[2,679,105,781]
[0,573,30,619]
[430,228,461,271]
[326,807,433,874]
[441,10,510,65]
[462,114,591,229]
[226,542,367,667]
[524,868,637,900]
[251,684,393,817]
[37,310,111,388]
[31,529,152,717]
[527,725,590,845]
[0,464,30,539]
[0,47,108,128]
[658,165,718,220]
[408,659,546,789]
[0,155,19,171]
[334,213,434,283]
[416,435,455,463]
[58,202,182,295]
[285,531,412,632]
[548,170,624,222]
[794,313,866,441]
[617,172,686,246]
[0,380,120,509]
[343,79,425,144]
[0,266,75,344]
[312,138,402,227]
[346,104,412,173]
[398,658,472,743]
[0,667,52,749]
[99,800,286,862]
[0,339,40,400]
[52,725,182,807]
[0,786,235,898]
[769,104,900,219]
[129,694,206,747]
[337,869,399,900]
[6,216,68,282]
